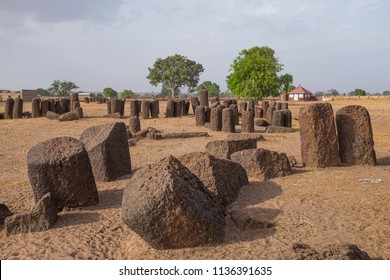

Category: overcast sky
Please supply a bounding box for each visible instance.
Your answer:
[1,0,389,94]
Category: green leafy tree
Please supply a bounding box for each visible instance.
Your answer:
[119,89,135,99]
[37,88,52,96]
[196,81,220,97]
[157,84,180,97]
[279,73,293,93]
[226,46,283,99]
[147,54,204,97]
[354,88,366,96]
[103,88,118,98]
[48,80,79,96]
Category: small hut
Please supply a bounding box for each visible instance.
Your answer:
[288,85,313,101]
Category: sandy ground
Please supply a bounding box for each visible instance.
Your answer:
[0,99,389,260]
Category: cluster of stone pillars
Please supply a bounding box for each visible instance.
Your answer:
[4,96,23,119]
[299,103,376,167]
[127,100,160,119]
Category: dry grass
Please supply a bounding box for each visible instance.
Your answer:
[0,99,389,260]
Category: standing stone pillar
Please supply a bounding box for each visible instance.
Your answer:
[119,99,125,117]
[195,106,206,126]
[204,106,211,123]
[210,108,222,131]
[166,99,175,118]
[281,102,289,110]
[248,99,255,112]
[239,102,247,113]
[150,100,159,118]
[48,99,56,112]
[106,100,112,114]
[223,100,231,108]
[190,97,200,114]
[199,90,209,107]
[41,100,49,117]
[55,100,63,115]
[262,100,269,117]
[229,104,239,125]
[299,103,339,168]
[276,102,282,110]
[70,93,79,112]
[72,101,80,112]
[241,111,254,133]
[60,99,70,113]
[141,100,150,119]
[222,108,235,133]
[4,96,14,119]
[183,101,190,115]
[336,105,376,166]
[129,100,139,117]
[13,96,23,119]
[174,99,183,117]
[272,110,285,127]
[283,109,292,128]
[129,116,141,134]
[32,98,41,118]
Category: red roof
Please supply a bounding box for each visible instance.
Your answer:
[289,85,312,94]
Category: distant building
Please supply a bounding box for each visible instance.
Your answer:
[0,89,38,101]
[280,85,313,101]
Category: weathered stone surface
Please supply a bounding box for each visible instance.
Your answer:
[71,101,80,113]
[239,102,247,113]
[0,204,13,225]
[59,112,79,121]
[70,93,79,112]
[230,104,239,125]
[166,99,175,118]
[121,156,225,249]
[241,111,254,133]
[129,100,139,117]
[195,106,206,126]
[149,132,210,140]
[210,97,219,104]
[13,97,23,119]
[272,110,285,127]
[4,97,14,119]
[226,133,265,141]
[41,100,50,117]
[128,116,141,134]
[28,137,98,211]
[183,101,190,115]
[80,122,131,182]
[283,109,292,128]
[247,99,255,112]
[210,108,222,131]
[210,101,220,109]
[190,97,200,114]
[231,148,292,181]
[104,112,122,119]
[74,107,83,119]
[288,156,297,167]
[5,193,58,235]
[178,152,248,206]
[32,98,41,118]
[276,102,282,110]
[204,106,211,123]
[336,105,376,166]
[55,100,64,115]
[205,139,257,159]
[299,103,340,167]
[255,119,269,127]
[222,100,231,108]
[199,90,209,106]
[265,106,275,124]
[174,99,183,117]
[291,243,371,260]
[266,126,295,133]
[149,100,159,118]
[262,100,269,116]
[48,99,56,112]
[281,102,289,110]
[141,101,150,119]
[46,111,60,120]
[222,108,235,133]
[256,107,263,119]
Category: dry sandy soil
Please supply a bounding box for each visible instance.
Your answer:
[0,99,389,260]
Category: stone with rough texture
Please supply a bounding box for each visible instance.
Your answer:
[46,111,60,120]
[104,112,122,119]
[4,97,14,119]
[195,106,205,126]
[183,101,190,115]
[336,105,376,166]
[13,97,23,119]
[174,99,183,117]
[239,102,247,113]
[204,106,211,123]
[80,122,131,182]
[150,100,159,118]
[265,106,274,124]
[299,103,340,167]
[32,98,41,118]
[166,99,175,118]
[178,152,248,206]
[60,99,70,113]
[255,119,269,127]
[59,112,79,121]
[282,102,289,110]
[283,109,292,128]
[128,116,141,133]
[28,137,98,211]
[222,108,235,133]
[0,204,13,225]
[5,193,58,235]
[241,111,254,133]
[226,133,265,141]
[205,139,257,159]
[230,104,239,125]
[190,97,200,114]
[266,126,295,133]
[288,156,297,167]
[121,156,225,249]
[210,101,220,109]
[74,107,83,119]
[40,100,48,117]
[199,90,209,107]
[55,101,63,115]
[129,100,139,117]
[210,108,222,131]
[141,101,150,119]
[231,148,292,181]
[272,110,285,127]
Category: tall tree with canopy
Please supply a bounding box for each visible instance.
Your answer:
[48,80,79,96]
[226,46,284,99]
[196,81,221,97]
[147,54,204,97]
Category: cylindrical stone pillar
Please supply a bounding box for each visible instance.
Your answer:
[229,104,239,125]
[13,96,23,119]
[195,106,206,126]
[141,100,150,119]
[241,111,254,133]
[190,97,200,114]
[199,90,209,107]
[32,98,41,118]
[166,99,175,118]
[210,108,222,131]
[222,108,235,133]
[272,110,285,127]
[4,97,15,119]
[129,100,139,117]
[41,100,49,117]
[150,100,159,118]
[128,116,141,134]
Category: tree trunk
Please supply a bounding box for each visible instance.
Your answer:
[171,87,175,97]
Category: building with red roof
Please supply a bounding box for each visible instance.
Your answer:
[280,84,313,101]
